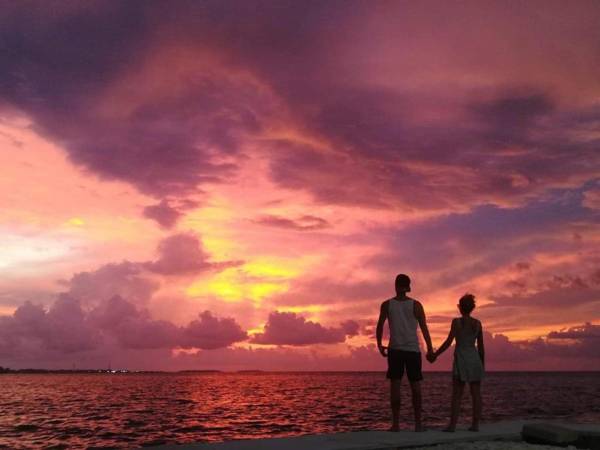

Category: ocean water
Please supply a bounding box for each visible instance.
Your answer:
[0,372,598,449]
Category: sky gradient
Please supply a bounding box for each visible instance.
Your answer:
[1,0,599,371]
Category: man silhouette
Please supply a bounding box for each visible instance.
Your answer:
[376,274,434,432]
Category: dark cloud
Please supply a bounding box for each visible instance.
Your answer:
[1,1,599,214]
[471,90,555,145]
[251,311,358,346]
[365,196,596,291]
[547,322,600,340]
[430,324,600,371]
[494,323,600,361]
[255,214,330,231]
[486,271,600,309]
[267,142,394,208]
[266,86,600,212]
[0,2,276,198]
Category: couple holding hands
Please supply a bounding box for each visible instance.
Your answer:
[376,274,485,432]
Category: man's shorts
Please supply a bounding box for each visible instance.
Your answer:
[386,349,423,382]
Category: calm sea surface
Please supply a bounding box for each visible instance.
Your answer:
[1,372,599,449]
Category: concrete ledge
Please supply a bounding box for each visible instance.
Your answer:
[522,423,579,446]
[521,423,600,449]
[157,420,527,449]
[156,421,600,450]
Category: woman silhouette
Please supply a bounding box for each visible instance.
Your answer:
[430,293,485,432]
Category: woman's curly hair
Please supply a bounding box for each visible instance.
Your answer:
[459,293,476,315]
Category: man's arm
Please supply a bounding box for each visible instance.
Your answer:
[476,321,485,367]
[414,301,434,355]
[376,301,389,357]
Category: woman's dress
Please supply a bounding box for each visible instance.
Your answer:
[452,317,484,382]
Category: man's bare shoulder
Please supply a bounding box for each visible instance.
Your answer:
[411,298,423,309]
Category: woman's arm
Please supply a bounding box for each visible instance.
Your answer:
[476,321,485,367]
[434,319,456,358]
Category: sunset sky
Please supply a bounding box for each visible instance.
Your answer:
[1,1,599,371]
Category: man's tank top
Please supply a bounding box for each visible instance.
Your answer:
[388,297,420,352]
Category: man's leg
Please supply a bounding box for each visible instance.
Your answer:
[405,351,424,432]
[469,381,482,431]
[390,379,401,431]
[409,380,423,431]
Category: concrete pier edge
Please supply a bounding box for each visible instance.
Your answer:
[155,420,600,450]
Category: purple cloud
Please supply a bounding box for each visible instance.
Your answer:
[65,261,159,306]
[251,311,358,346]
[144,233,242,276]
[65,234,240,306]
[0,294,248,359]
[180,311,248,350]
[547,322,600,340]
[143,200,184,229]
[3,2,598,213]
[143,198,201,228]
[0,295,98,357]
[255,214,330,231]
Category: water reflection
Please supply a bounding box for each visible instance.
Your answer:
[0,372,598,449]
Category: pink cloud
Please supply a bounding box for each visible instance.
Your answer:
[548,322,600,340]
[143,200,183,229]
[89,295,179,350]
[143,198,201,229]
[180,311,248,350]
[62,233,240,310]
[0,294,248,361]
[0,295,98,357]
[583,185,600,210]
[65,261,159,306]
[0,289,598,370]
[251,311,359,346]
[1,1,599,372]
[144,233,214,275]
[254,214,330,231]
[340,319,360,337]
[144,233,242,276]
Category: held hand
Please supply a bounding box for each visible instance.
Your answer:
[378,344,388,357]
[426,351,437,363]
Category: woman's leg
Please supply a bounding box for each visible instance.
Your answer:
[469,381,482,431]
[444,377,464,431]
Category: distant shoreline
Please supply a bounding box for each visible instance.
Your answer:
[1,368,599,374]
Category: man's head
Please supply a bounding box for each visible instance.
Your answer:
[395,274,411,294]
